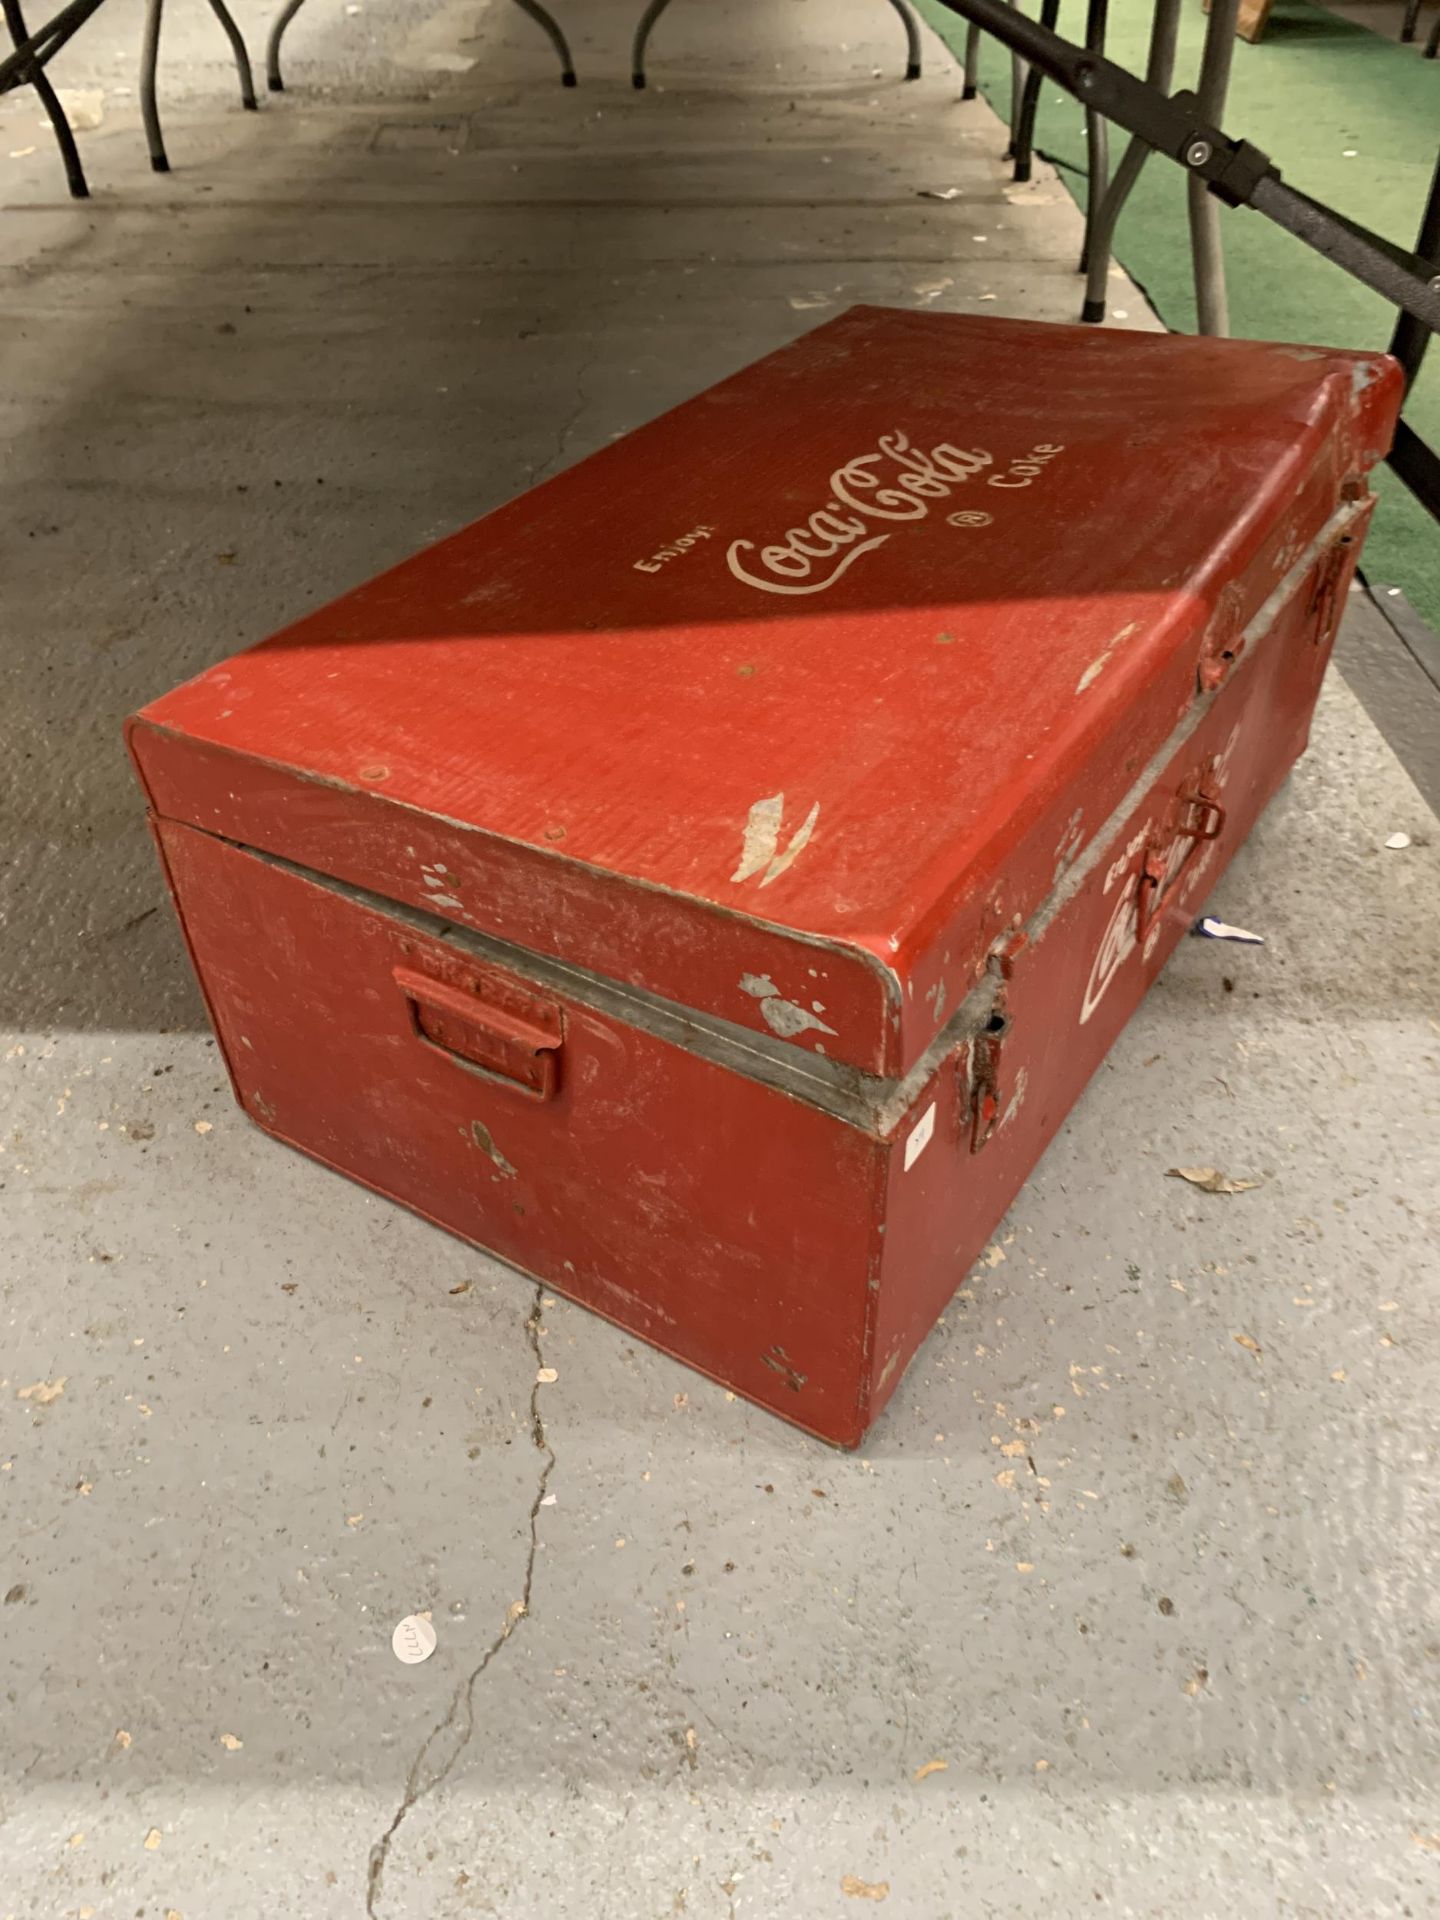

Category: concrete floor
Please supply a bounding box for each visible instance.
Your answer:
[4,2,1440,1915]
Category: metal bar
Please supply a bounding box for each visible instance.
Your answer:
[140,0,168,170]
[1187,0,1239,336]
[1012,0,1058,184]
[1387,419,1440,524]
[1401,0,1422,39]
[1080,0,1181,323]
[631,0,672,87]
[885,0,923,79]
[23,0,104,69]
[508,0,576,85]
[0,0,104,91]
[1079,0,1109,274]
[1387,149,1440,395]
[205,0,258,109]
[930,0,1440,333]
[1,0,86,194]
[1249,173,1440,331]
[264,0,305,90]
[1006,0,1028,161]
[962,18,981,97]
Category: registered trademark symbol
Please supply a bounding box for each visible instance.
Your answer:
[947,510,993,529]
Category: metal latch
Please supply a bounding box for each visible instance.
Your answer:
[394,964,563,1100]
[1136,774,1226,941]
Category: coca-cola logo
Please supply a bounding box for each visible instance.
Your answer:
[725,431,994,597]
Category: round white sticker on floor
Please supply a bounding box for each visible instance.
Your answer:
[392,1614,438,1665]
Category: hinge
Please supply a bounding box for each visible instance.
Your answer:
[1198,582,1247,693]
[1308,531,1355,650]
[968,931,1025,1152]
[968,1015,1008,1151]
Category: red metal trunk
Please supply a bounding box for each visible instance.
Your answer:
[127,309,1401,1446]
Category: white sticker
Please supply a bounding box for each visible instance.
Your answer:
[391,1615,437,1665]
[904,1102,937,1171]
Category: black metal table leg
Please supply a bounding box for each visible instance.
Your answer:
[265,0,306,92]
[1401,0,1421,40]
[207,0,257,107]
[631,0,670,86]
[1078,0,1108,272]
[1012,0,1057,182]
[1080,0,1181,321]
[139,0,170,170]
[1387,149,1440,396]
[511,0,575,83]
[885,0,922,78]
[1004,0,1028,162]
[2,0,88,195]
[962,18,980,96]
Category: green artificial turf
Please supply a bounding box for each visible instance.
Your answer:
[916,0,1440,629]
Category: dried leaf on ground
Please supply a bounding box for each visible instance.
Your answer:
[841,1876,890,1901]
[1167,1166,1263,1194]
[912,1758,948,1782]
[1233,1334,1262,1359]
[17,1378,66,1404]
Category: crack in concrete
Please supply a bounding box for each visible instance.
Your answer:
[528,336,599,488]
[364,1283,555,1919]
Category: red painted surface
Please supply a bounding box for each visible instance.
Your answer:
[129,308,1401,1078]
[154,818,885,1443]
[129,310,1400,1443]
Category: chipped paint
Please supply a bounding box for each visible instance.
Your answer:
[996,1065,1028,1134]
[731,792,819,887]
[903,1101,936,1169]
[739,972,780,1000]
[739,972,836,1039]
[760,998,836,1040]
[1052,808,1085,883]
[761,1345,807,1392]
[420,861,462,911]
[462,1118,516,1178]
[1076,621,1139,694]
